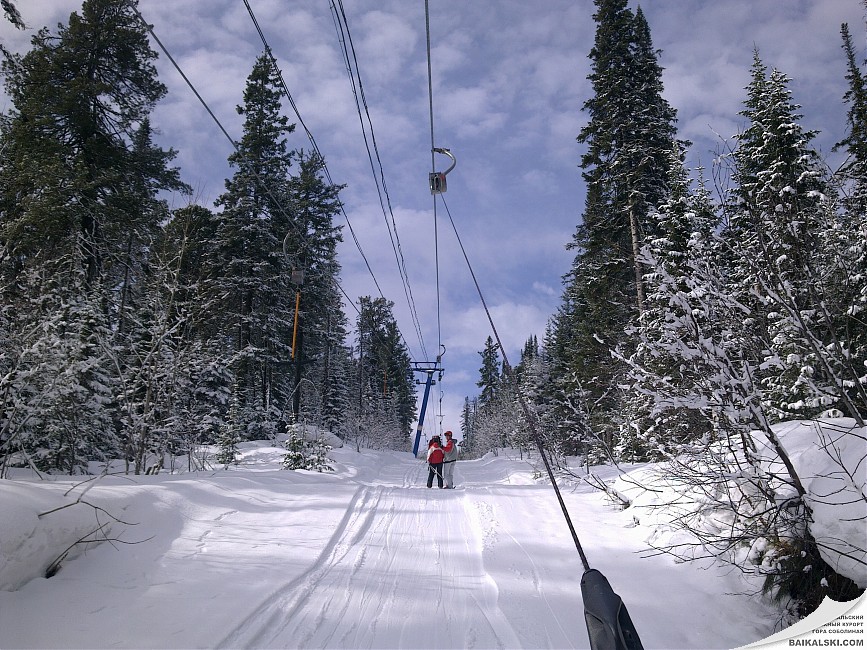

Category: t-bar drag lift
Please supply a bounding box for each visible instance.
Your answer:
[429,147,456,194]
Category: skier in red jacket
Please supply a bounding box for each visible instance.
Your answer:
[426,436,445,488]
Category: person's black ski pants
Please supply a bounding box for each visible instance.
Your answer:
[427,462,444,488]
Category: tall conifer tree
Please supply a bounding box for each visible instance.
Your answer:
[551,0,679,456]
[355,297,415,446]
[285,152,347,427]
[203,53,297,439]
[0,0,185,472]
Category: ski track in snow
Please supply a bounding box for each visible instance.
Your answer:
[217,460,524,649]
[0,447,786,649]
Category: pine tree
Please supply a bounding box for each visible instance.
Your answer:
[476,336,500,405]
[550,0,679,455]
[202,53,297,440]
[0,0,183,292]
[355,297,415,448]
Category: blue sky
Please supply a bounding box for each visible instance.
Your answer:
[1,0,864,436]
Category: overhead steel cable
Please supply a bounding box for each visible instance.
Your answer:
[329,0,429,362]
[424,0,443,361]
[439,193,592,571]
[240,0,423,362]
[417,0,592,573]
[129,3,375,326]
[424,0,445,431]
[239,1,389,302]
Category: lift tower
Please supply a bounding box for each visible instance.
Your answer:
[410,347,444,457]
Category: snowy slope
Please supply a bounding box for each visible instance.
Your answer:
[0,442,794,649]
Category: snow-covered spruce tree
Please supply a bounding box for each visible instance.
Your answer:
[283,153,347,428]
[621,52,864,618]
[0,0,189,471]
[305,436,333,472]
[355,297,415,450]
[477,336,501,407]
[468,338,543,460]
[327,345,355,438]
[282,426,307,470]
[837,22,867,215]
[725,53,864,425]
[215,388,241,468]
[470,337,506,454]
[830,23,867,417]
[149,204,235,469]
[0,262,119,475]
[620,225,856,618]
[550,0,679,459]
[621,149,720,460]
[509,336,569,464]
[459,397,478,457]
[112,209,232,475]
[512,337,547,457]
[201,54,297,441]
[282,424,333,472]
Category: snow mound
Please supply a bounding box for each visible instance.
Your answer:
[0,482,125,591]
[612,418,866,589]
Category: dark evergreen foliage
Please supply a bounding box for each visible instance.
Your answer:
[0,0,188,473]
[354,297,416,448]
[549,0,680,459]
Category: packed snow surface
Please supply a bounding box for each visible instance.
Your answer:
[0,432,857,649]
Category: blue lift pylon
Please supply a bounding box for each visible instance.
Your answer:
[411,347,445,457]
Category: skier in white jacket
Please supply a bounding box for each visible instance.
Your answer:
[441,430,458,488]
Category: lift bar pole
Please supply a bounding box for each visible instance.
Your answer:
[411,369,436,457]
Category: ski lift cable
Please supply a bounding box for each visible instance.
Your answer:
[424,0,444,363]
[241,1,383,293]
[439,192,647,646]
[439,194,592,571]
[131,4,377,332]
[435,199,651,649]
[243,0,425,363]
[329,0,429,362]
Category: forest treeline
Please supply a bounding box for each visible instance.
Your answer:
[0,0,417,477]
[458,0,866,619]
